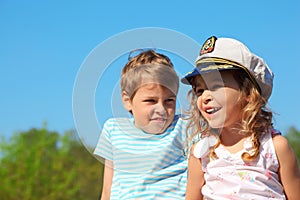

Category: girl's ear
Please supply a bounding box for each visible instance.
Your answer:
[122,91,132,112]
[245,94,251,102]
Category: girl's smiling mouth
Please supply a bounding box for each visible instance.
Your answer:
[205,107,221,114]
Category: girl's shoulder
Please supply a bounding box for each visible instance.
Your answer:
[272,133,291,154]
[271,131,297,168]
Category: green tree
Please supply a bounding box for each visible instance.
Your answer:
[0,126,103,200]
[285,126,300,166]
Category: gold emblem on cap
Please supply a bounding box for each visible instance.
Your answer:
[200,64,234,71]
[200,36,217,55]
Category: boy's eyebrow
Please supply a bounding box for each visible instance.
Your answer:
[143,94,177,98]
[168,94,177,98]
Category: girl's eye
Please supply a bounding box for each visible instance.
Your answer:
[195,89,204,96]
[210,84,223,91]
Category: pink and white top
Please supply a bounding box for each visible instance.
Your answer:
[198,131,286,200]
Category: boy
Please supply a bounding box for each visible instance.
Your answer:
[94,50,187,199]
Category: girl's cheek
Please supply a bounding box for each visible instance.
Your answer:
[196,97,202,111]
[211,89,226,100]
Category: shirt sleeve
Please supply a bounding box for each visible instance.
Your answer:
[93,119,113,161]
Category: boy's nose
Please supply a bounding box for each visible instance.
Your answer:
[153,103,166,114]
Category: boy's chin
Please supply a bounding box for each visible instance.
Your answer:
[137,118,174,134]
[144,126,166,134]
[142,123,169,134]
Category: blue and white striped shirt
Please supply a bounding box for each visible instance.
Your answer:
[94,115,188,199]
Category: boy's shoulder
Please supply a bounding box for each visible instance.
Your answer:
[172,114,189,125]
[167,114,189,137]
[105,117,131,123]
[103,117,133,128]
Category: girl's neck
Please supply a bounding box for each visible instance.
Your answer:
[219,127,247,146]
[219,128,250,154]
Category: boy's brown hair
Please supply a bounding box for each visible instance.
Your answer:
[122,49,174,75]
[120,49,179,100]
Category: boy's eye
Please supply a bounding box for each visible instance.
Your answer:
[166,98,175,102]
[165,98,176,104]
[144,99,156,103]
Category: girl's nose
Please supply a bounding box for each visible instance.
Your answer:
[202,91,213,104]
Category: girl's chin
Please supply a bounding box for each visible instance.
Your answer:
[207,121,225,129]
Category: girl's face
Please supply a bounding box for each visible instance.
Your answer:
[125,83,176,134]
[194,70,245,129]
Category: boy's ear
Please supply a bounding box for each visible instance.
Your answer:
[122,91,132,112]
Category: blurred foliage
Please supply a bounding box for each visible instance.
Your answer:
[285,126,300,166]
[0,126,103,200]
[0,125,299,199]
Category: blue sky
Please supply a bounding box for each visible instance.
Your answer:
[1,1,300,148]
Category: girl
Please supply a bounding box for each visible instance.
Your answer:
[182,36,300,199]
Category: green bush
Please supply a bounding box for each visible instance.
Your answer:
[0,127,103,200]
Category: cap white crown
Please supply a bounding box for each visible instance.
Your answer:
[196,37,274,100]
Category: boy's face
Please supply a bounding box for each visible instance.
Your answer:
[124,83,176,134]
[194,71,244,129]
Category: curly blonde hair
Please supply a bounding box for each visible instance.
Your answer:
[186,69,273,161]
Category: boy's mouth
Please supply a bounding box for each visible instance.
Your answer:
[151,117,167,122]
